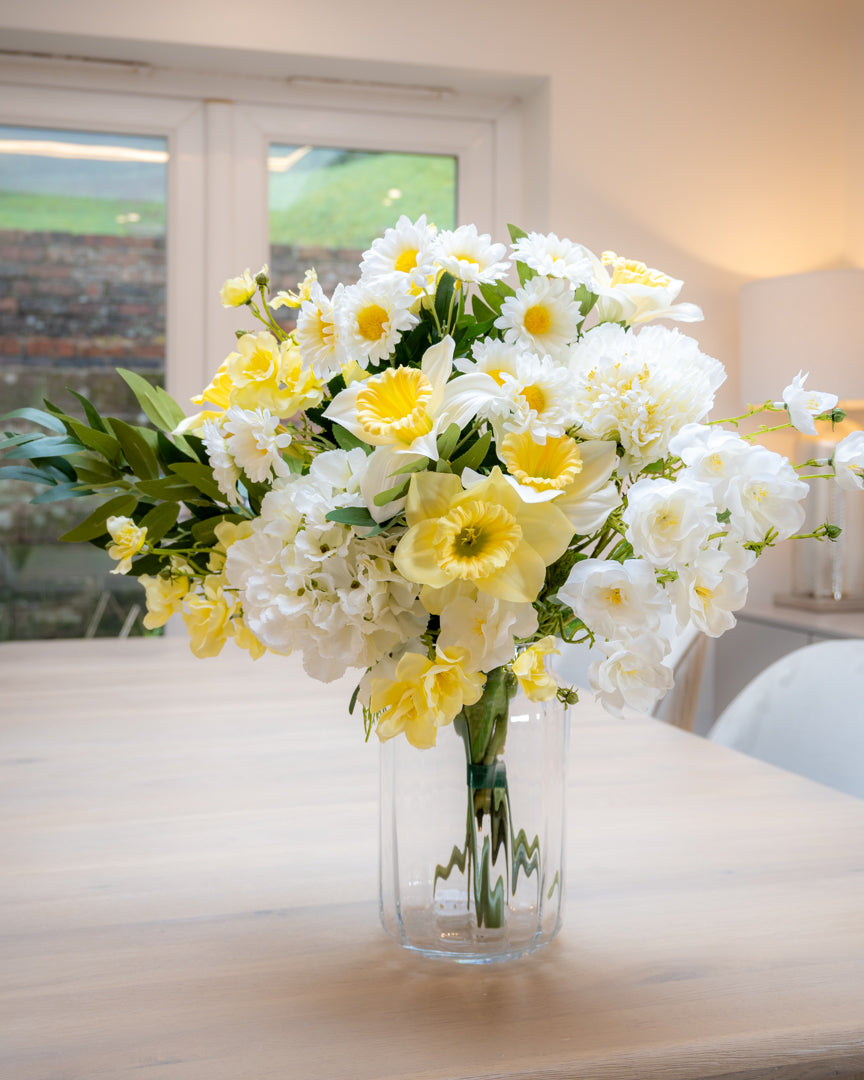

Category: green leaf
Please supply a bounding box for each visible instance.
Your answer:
[507,223,529,243]
[70,456,125,483]
[7,434,86,457]
[31,481,92,505]
[66,418,122,462]
[332,424,371,453]
[0,465,57,486]
[434,272,457,329]
[390,456,430,476]
[155,429,197,467]
[373,478,410,506]
[135,475,204,500]
[516,261,537,287]
[116,368,187,433]
[436,422,461,461]
[574,284,598,320]
[478,280,515,316]
[452,429,493,474]
[169,462,224,502]
[326,506,378,529]
[0,407,67,433]
[138,501,180,545]
[107,417,160,480]
[65,389,108,433]
[470,294,496,323]
[59,493,138,542]
[189,512,245,544]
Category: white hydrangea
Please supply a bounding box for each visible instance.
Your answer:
[224,448,428,682]
[569,323,725,473]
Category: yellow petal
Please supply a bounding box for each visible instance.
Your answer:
[404,470,463,527]
[477,539,547,604]
[394,520,455,588]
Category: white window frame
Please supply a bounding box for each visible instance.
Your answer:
[0,84,208,407]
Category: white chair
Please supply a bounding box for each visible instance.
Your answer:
[708,639,864,799]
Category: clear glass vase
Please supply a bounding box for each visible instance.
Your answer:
[379,675,569,963]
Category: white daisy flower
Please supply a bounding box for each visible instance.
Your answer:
[510,231,596,288]
[222,405,293,484]
[295,282,343,379]
[359,214,438,292]
[336,277,419,368]
[495,275,583,361]
[490,352,577,443]
[432,224,510,284]
[455,337,527,384]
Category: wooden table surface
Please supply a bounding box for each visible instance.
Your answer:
[2,637,864,1080]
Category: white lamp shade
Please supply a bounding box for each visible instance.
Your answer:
[739,268,864,407]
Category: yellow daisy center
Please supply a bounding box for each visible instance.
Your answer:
[523,304,552,336]
[394,248,419,273]
[520,383,547,414]
[602,251,670,289]
[356,303,390,342]
[355,366,434,444]
[452,252,478,267]
[500,432,584,491]
[434,500,522,580]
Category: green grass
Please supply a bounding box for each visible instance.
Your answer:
[269,152,457,247]
[0,191,165,236]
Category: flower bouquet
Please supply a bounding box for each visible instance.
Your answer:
[3,217,861,960]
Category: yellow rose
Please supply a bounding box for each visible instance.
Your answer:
[512,636,560,702]
[106,516,147,575]
[139,572,189,629]
[226,332,324,416]
[370,646,485,749]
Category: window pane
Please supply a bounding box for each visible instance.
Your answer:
[0,125,167,640]
[268,145,457,321]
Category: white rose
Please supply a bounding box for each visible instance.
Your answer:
[672,546,749,637]
[622,476,718,569]
[832,430,864,492]
[724,446,808,542]
[558,558,669,639]
[437,592,538,673]
[588,632,674,717]
[668,423,753,503]
[779,371,838,436]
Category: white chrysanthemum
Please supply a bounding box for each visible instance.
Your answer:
[295,282,342,379]
[223,448,428,682]
[222,405,293,484]
[432,224,510,284]
[336,278,419,368]
[833,430,864,491]
[558,558,669,639]
[779,370,838,436]
[623,476,718,570]
[510,232,596,288]
[201,418,241,504]
[588,632,674,717]
[569,322,725,472]
[495,276,583,361]
[359,214,438,291]
[672,546,749,638]
[486,352,576,443]
[723,445,809,542]
[437,591,538,674]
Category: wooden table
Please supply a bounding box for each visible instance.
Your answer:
[2,638,864,1080]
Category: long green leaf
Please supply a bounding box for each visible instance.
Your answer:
[116,368,186,433]
[436,422,461,461]
[0,465,57,486]
[0,407,67,433]
[326,506,378,528]
[65,389,108,433]
[108,417,160,480]
[31,481,92,504]
[373,478,410,506]
[59,493,138,542]
[169,462,224,502]
[332,424,370,453]
[66,418,122,462]
[136,475,204,500]
[138,501,180,545]
[452,429,493,474]
[11,434,87,458]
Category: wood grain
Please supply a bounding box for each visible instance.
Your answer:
[2,637,864,1080]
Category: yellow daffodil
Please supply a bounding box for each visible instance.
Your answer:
[498,434,621,532]
[139,571,189,629]
[394,467,573,607]
[370,646,486,748]
[106,516,147,575]
[512,636,560,701]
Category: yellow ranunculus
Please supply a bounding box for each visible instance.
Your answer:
[370,646,485,749]
[106,516,147,575]
[227,332,324,416]
[232,618,267,659]
[219,267,261,308]
[208,519,256,572]
[394,468,573,607]
[139,572,189,629]
[512,636,560,701]
[182,575,234,658]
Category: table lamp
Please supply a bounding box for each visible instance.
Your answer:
[739,268,864,611]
